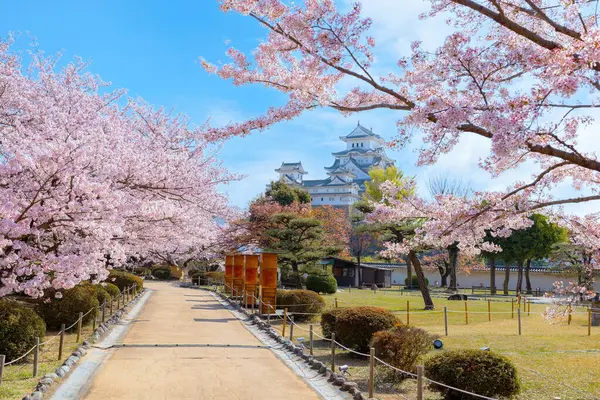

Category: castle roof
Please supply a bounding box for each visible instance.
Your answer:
[275,161,307,174]
[340,123,384,141]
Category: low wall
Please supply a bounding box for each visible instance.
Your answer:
[390,269,600,291]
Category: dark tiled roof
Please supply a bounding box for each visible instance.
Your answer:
[342,124,384,140]
[303,179,330,187]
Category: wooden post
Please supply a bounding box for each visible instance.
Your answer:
[568,305,572,325]
[289,316,294,341]
[518,294,521,309]
[282,308,288,337]
[33,337,39,377]
[464,301,469,325]
[331,333,336,371]
[407,300,410,325]
[518,308,522,335]
[417,365,424,400]
[309,325,314,356]
[0,354,5,387]
[487,300,491,321]
[444,306,448,336]
[58,324,65,361]
[77,312,83,342]
[368,348,375,399]
[511,298,515,319]
[588,308,592,336]
[102,301,106,323]
[267,302,271,325]
[528,298,531,316]
[334,298,338,308]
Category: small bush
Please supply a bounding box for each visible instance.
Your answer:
[133,267,151,276]
[425,349,520,400]
[109,270,143,292]
[320,308,344,339]
[334,307,397,352]
[152,268,171,280]
[371,325,434,380]
[306,274,338,294]
[101,282,120,298]
[37,286,99,330]
[0,299,46,362]
[93,285,112,305]
[276,290,325,322]
[405,275,429,287]
[205,271,225,284]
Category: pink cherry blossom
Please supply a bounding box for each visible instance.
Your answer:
[0,40,235,297]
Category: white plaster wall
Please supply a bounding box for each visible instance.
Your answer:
[390,268,600,291]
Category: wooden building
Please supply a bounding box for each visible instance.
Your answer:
[321,257,392,288]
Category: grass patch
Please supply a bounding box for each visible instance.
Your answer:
[271,289,599,399]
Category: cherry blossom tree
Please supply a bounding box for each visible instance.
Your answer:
[202,0,600,228]
[0,40,234,297]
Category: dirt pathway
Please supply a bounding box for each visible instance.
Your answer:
[82,281,321,400]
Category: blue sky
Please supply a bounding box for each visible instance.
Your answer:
[3,1,598,214]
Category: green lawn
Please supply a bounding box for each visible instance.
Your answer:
[273,289,600,400]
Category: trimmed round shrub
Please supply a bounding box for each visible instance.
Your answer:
[333,307,397,352]
[276,290,325,322]
[133,267,151,276]
[93,285,112,305]
[205,271,225,284]
[109,270,143,292]
[320,308,344,339]
[405,275,429,287]
[371,325,434,380]
[153,268,171,280]
[306,274,338,294]
[0,299,46,362]
[37,286,99,330]
[424,349,520,400]
[101,282,120,298]
[189,270,205,285]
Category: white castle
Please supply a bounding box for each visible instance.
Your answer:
[275,123,395,207]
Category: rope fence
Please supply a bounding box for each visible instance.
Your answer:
[0,284,140,387]
[213,287,503,400]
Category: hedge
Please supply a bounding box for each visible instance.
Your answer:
[405,275,429,287]
[306,274,338,294]
[276,290,325,322]
[108,270,143,292]
[37,285,99,330]
[153,268,171,280]
[101,282,120,298]
[205,271,225,284]
[0,299,46,362]
[425,349,520,400]
[320,308,344,339]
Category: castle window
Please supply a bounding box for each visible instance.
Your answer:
[321,198,324,201]
[361,143,364,147]
[352,143,354,148]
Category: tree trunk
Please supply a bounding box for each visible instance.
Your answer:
[291,261,301,288]
[408,251,434,310]
[490,257,496,295]
[503,263,510,295]
[439,264,450,288]
[448,245,458,292]
[516,259,524,294]
[525,259,532,294]
[356,255,361,287]
[406,256,413,289]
